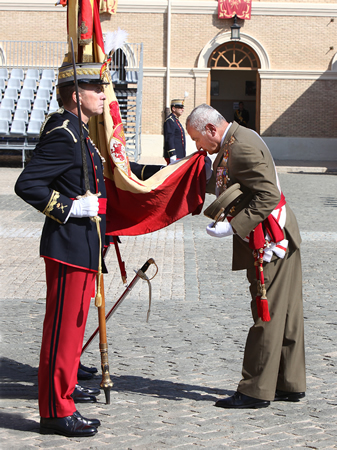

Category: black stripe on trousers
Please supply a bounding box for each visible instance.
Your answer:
[48,263,67,418]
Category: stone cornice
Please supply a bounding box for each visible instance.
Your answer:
[0,1,336,17]
[143,67,210,78]
[259,69,337,80]
[144,67,337,80]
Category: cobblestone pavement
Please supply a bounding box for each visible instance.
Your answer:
[0,166,337,449]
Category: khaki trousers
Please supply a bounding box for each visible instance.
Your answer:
[237,246,306,401]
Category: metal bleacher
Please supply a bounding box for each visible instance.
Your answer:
[0,68,57,167]
[0,40,143,167]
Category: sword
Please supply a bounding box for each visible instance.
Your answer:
[82,258,156,354]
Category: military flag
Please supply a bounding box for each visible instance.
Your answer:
[218,0,252,19]
[60,0,206,237]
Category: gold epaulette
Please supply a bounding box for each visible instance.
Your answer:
[40,106,65,137]
[165,115,175,123]
[45,118,78,143]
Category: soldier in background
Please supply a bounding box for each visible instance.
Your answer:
[163,98,186,164]
[234,101,249,127]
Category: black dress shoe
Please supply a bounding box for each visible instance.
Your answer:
[71,387,97,403]
[40,414,97,437]
[76,384,101,396]
[73,410,101,428]
[215,391,270,409]
[274,390,305,402]
[77,368,93,380]
[80,363,98,374]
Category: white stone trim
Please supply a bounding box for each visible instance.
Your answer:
[143,68,166,77]
[143,67,210,78]
[332,53,337,72]
[197,32,270,70]
[0,1,61,11]
[259,70,337,80]
[1,1,336,16]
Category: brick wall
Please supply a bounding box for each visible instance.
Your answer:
[1,3,336,138]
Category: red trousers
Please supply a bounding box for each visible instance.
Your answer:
[38,258,96,418]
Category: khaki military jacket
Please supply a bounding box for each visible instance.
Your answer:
[207,122,301,270]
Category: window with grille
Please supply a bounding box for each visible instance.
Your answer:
[209,43,260,69]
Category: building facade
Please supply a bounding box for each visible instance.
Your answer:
[1,0,336,161]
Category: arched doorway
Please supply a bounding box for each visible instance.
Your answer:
[207,42,261,132]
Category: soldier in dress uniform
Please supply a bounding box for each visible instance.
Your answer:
[15,62,109,437]
[163,98,186,164]
[186,104,306,410]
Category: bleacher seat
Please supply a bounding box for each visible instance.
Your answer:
[30,109,45,122]
[4,88,19,102]
[49,99,59,113]
[36,88,51,101]
[10,68,25,81]
[20,88,35,102]
[0,78,5,93]
[23,78,37,92]
[0,108,12,123]
[17,98,32,112]
[7,78,22,92]
[10,119,26,136]
[0,119,10,136]
[26,69,40,81]
[34,98,48,112]
[0,68,9,80]
[14,109,29,123]
[39,78,53,92]
[27,120,42,137]
[41,69,55,81]
[0,98,15,112]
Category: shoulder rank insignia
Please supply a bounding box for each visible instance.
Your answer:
[46,118,78,143]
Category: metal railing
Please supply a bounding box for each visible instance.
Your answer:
[0,40,68,69]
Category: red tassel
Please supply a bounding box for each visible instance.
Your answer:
[260,298,271,322]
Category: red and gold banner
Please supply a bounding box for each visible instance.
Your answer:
[99,0,118,14]
[64,0,207,237]
[218,0,252,20]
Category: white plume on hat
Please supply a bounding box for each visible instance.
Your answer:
[104,28,128,55]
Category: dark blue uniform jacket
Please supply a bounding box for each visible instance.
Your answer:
[163,112,186,160]
[15,109,107,272]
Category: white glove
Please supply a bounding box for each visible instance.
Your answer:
[206,221,234,238]
[70,196,99,218]
[169,155,177,164]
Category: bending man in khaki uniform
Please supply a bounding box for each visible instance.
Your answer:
[186,104,306,408]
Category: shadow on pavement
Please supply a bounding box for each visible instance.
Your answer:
[0,357,38,400]
[0,411,40,432]
[109,374,232,402]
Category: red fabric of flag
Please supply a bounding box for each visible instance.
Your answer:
[79,0,94,45]
[105,151,207,236]
[218,0,252,20]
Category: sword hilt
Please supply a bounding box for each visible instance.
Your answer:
[140,258,154,274]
